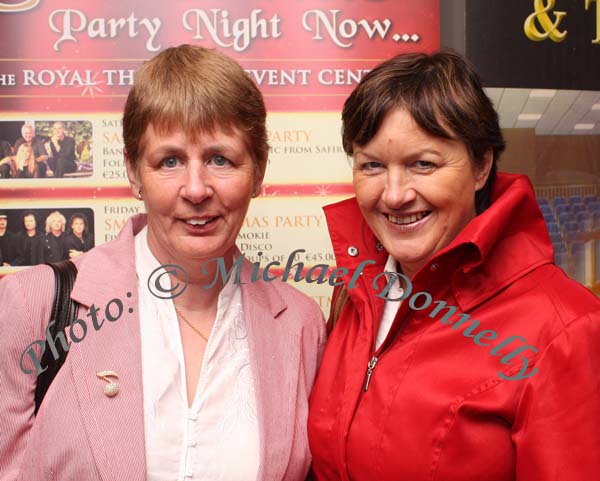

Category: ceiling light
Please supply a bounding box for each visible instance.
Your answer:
[518,113,542,121]
[573,123,595,130]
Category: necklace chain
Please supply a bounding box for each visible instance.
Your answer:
[174,305,209,342]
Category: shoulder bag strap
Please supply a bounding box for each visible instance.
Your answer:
[34,260,79,415]
[327,284,349,335]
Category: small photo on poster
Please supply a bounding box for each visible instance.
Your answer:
[0,208,95,267]
[0,120,93,180]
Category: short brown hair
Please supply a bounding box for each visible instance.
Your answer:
[342,50,505,213]
[123,45,268,173]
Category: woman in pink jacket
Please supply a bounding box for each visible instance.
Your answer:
[0,45,325,481]
[308,51,600,480]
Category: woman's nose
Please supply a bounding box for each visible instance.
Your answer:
[382,169,417,208]
[181,162,213,203]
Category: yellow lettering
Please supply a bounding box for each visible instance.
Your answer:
[585,0,600,44]
[524,0,567,42]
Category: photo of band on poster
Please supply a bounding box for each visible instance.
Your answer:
[0,120,93,179]
[0,209,95,267]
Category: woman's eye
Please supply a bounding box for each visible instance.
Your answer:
[361,161,384,171]
[210,155,231,167]
[414,160,436,170]
[161,156,179,168]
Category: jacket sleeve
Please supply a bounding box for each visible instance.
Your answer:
[513,309,600,480]
[61,137,76,162]
[0,267,54,480]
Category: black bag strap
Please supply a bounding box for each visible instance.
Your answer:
[34,260,79,415]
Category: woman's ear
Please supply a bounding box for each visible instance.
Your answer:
[475,148,494,191]
[124,149,142,199]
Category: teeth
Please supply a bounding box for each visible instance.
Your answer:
[388,212,428,225]
[186,218,213,226]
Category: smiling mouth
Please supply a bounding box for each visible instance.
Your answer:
[387,211,431,225]
[185,217,217,226]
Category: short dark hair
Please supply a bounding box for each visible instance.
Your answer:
[123,44,268,175]
[22,210,36,221]
[342,50,505,213]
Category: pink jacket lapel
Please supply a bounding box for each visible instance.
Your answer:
[69,215,147,481]
[239,260,299,481]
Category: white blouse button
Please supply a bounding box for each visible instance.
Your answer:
[347,246,359,257]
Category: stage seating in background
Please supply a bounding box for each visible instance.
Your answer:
[537,193,598,287]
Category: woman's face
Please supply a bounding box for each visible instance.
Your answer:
[352,108,491,278]
[126,123,262,266]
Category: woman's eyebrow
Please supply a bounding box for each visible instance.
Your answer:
[355,147,442,160]
[354,150,381,161]
[204,143,235,154]
[204,142,249,160]
[148,144,187,157]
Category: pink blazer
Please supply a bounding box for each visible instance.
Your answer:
[0,215,326,481]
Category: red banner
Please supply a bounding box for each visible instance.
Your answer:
[0,0,439,111]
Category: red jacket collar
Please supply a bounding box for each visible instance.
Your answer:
[324,173,554,311]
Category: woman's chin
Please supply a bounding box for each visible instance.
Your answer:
[387,246,433,275]
[177,240,237,263]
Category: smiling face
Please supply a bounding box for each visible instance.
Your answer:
[22,125,34,143]
[125,123,262,267]
[352,108,492,279]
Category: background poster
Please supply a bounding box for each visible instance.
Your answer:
[0,0,440,312]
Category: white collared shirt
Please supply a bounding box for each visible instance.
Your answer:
[134,227,259,481]
[375,255,404,350]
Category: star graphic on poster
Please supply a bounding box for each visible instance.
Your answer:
[260,185,279,197]
[81,72,104,97]
[316,185,332,196]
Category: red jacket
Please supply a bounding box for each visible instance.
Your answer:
[308,173,600,481]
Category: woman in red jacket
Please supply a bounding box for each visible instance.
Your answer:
[308,51,600,480]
